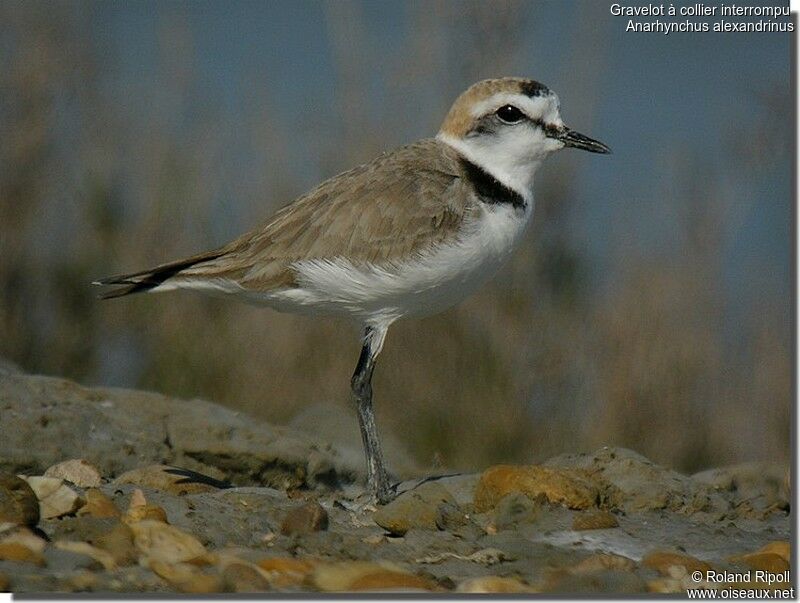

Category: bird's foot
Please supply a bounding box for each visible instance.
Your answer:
[368,474,398,506]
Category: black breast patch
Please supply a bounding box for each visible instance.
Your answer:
[458,157,527,210]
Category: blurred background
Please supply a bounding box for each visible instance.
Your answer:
[0,0,791,475]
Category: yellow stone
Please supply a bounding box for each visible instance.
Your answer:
[474,465,599,512]
[130,519,207,564]
[78,489,121,519]
[456,576,534,593]
[0,542,44,566]
[572,510,619,530]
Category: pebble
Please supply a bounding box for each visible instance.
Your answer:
[280,502,328,536]
[571,553,637,574]
[44,459,102,488]
[572,510,619,530]
[373,482,457,536]
[759,541,790,561]
[122,488,169,524]
[0,572,8,591]
[221,561,271,592]
[78,489,121,519]
[23,476,84,519]
[311,561,435,592]
[114,465,226,496]
[0,541,45,566]
[0,472,40,526]
[1,526,47,553]
[731,552,789,573]
[456,576,534,593]
[65,570,99,592]
[641,551,712,576]
[347,569,437,591]
[257,557,316,588]
[149,560,223,593]
[474,465,599,512]
[130,519,208,564]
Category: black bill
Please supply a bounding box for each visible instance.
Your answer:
[558,128,612,154]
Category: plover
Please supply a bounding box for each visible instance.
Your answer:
[96,77,610,503]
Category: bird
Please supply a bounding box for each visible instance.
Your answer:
[95,77,610,504]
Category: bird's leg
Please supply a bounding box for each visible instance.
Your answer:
[351,325,393,504]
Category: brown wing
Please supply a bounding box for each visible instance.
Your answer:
[96,139,472,297]
[177,138,473,291]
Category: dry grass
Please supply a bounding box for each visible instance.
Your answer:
[0,2,790,475]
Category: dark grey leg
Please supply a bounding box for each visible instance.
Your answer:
[351,326,393,504]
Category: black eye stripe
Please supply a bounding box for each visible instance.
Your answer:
[530,118,561,137]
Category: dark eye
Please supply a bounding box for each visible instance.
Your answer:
[496,105,525,124]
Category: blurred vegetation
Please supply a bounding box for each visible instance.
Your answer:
[0,1,790,474]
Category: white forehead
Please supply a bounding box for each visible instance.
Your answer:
[470,92,563,125]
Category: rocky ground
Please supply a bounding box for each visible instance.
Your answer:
[0,360,792,594]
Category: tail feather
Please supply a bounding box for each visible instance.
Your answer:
[93,250,225,300]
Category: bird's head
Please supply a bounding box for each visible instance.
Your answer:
[437,77,610,195]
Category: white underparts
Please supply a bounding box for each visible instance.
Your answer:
[256,200,533,327]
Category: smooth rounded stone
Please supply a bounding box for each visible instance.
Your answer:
[130,520,207,564]
[0,571,8,591]
[123,488,169,523]
[114,465,226,496]
[280,502,328,536]
[0,526,46,553]
[755,540,790,562]
[54,541,116,570]
[62,570,100,592]
[641,550,712,576]
[572,510,619,530]
[456,576,534,593]
[731,552,790,573]
[347,569,437,591]
[149,560,223,593]
[0,472,39,526]
[221,561,271,592]
[311,561,432,592]
[257,557,317,588]
[489,492,541,531]
[44,459,102,488]
[373,482,457,536]
[571,553,637,574]
[0,541,45,565]
[125,503,169,524]
[474,465,599,512]
[22,476,84,519]
[77,489,120,519]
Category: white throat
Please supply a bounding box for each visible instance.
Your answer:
[437,132,539,202]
